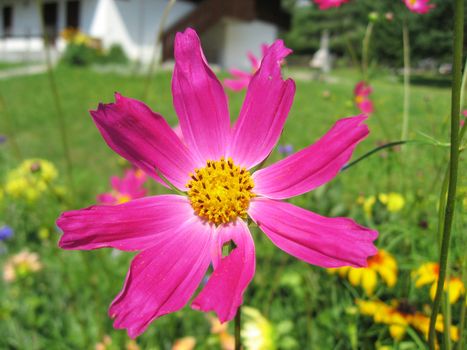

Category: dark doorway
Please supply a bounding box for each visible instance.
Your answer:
[66,1,80,29]
[42,2,58,44]
[2,6,13,37]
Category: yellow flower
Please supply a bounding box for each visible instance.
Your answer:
[357,299,459,342]
[38,227,50,240]
[3,250,43,282]
[95,335,112,350]
[208,315,234,350]
[359,193,405,217]
[242,307,275,350]
[126,340,140,350]
[330,250,398,296]
[413,262,465,304]
[172,336,196,350]
[4,159,58,202]
[378,193,405,213]
[362,195,376,217]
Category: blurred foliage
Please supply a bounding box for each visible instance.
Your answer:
[61,43,129,67]
[283,0,464,66]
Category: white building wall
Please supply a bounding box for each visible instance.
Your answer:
[222,18,278,70]
[0,0,282,67]
[101,0,196,62]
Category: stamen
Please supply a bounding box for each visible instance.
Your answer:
[186,157,255,225]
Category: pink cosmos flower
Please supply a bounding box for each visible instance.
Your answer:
[224,44,279,91]
[354,81,374,116]
[314,0,350,10]
[403,0,435,14]
[57,28,378,338]
[97,169,147,205]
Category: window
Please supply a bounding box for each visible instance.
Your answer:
[42,2,58,43]
[2,6,12,37]
[66,1,80,29]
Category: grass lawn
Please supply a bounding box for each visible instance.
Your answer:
[0,65,465,349]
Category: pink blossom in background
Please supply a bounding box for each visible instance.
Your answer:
[354,81,374,116]
[97,169,147,205]
[57,28,378,338]
[403,0,435,14]
[314,0,350,10]
[224,44,290,91]
[172,123,184,142]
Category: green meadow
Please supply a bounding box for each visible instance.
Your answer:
[0,65,465,349]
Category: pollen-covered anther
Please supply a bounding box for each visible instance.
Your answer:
[187,157,255,224]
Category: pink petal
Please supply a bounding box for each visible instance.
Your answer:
[253,116,369,199]
[247,51,260,70]
[228,40,295,169]
[97,193,117,205]
[358,100,374,115]
[192,220,255,322]
[118,170,147,198]
[354,81,372,97]
[229,68,252,80]
[91,93,196,190]
[248,198,378,268]
[172,28,230,162]
[224,77,251,91]
[58,195,195,251]
[109,216,213,338]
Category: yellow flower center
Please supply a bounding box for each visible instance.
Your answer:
[116,193,131,204]
[187,157,255,225]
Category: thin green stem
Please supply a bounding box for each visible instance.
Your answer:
[362,22,374,82]
[341,140,417,171]
[36,0,75,197]
[401,17,411,141]
[141,0,176,100]
[235,306,241,350]
[428,0,463,348]
[459,58,467,112]
[442,289,452,350]
[154,168,185,195]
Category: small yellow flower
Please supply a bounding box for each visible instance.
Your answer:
[172,336,196,350]
[5,159,58,202]
[413,262,465,304]
[208,315,234,350]
[38,227,50,240]
[357,299,459,342]
[378,193,405,213]
[95,335,112,350]
[330,250,398,296]
[242,307,275,350]
[359,193,405,217]
[3,251,43,282]
[362,195,376,217]
[126,340,140,350]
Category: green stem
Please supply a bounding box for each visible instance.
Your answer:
[401,17,411,141]
[36,0,75,197]
[428,0,463,348]
[362,22,374,82]
[459,58,467,112]
[141,0,176,100]
[442,289,452,350]
[341,140,416,171]
[235,306,242,350]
